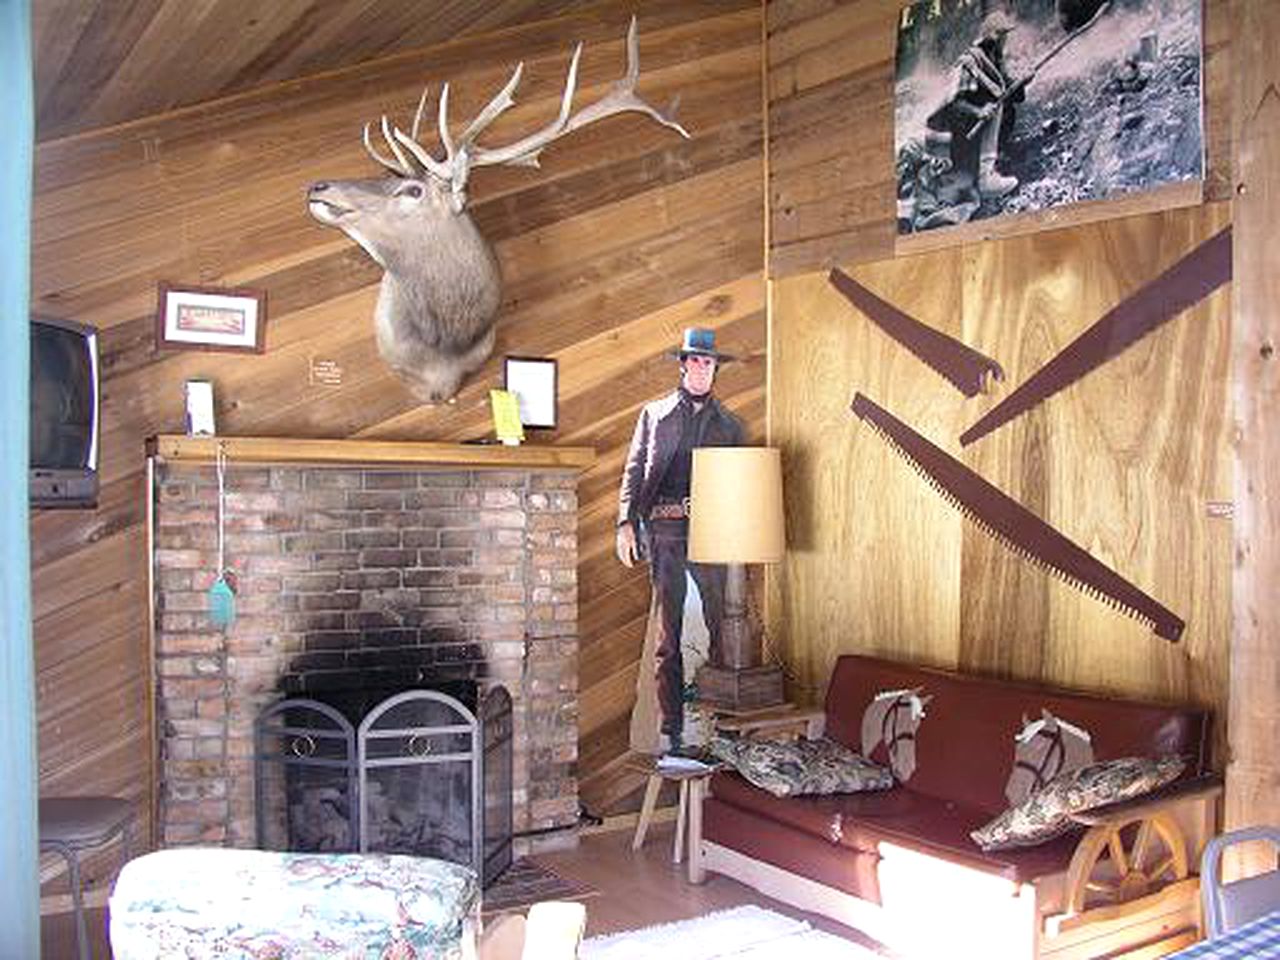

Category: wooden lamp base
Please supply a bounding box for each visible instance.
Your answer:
[696,563,784,710]
[694,664,785,711]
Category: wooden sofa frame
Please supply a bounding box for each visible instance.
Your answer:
[695,775,1220,959]
[688,657,1221,960]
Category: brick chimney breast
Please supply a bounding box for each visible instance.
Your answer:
[152,463,580,852]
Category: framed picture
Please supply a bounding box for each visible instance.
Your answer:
[157,283,267,353]
[503,356,558,429]
[893,0,1204,236]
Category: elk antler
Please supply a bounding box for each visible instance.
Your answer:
[362,16,689,211]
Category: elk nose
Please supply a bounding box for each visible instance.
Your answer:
[310,181,330,194]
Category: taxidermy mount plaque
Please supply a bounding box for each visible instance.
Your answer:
[851,392,1184,641]
[307,17,687,403]
[829,267,1004,397]
[961,226,1232,446]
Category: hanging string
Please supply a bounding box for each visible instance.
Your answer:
[216,442,227,574]
[208,442,236,631]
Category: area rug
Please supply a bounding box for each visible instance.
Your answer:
[579,904,884,959]
[481,858,598,915]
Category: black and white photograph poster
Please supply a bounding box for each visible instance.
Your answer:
[893,0,1204,235]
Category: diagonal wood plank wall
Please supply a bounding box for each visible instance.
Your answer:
[28,0,764,877]
[31,0,605,140]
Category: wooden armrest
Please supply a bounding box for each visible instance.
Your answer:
[1068,774,1224,827]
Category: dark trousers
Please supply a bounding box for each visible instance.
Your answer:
[646,519,727,738]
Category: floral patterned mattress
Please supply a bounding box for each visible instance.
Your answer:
[109,848,479,959]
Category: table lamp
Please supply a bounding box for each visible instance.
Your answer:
[688,446,786,710]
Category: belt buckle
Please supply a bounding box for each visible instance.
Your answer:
[681,497,691,518]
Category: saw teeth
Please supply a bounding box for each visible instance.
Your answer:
[851,391,1184,643]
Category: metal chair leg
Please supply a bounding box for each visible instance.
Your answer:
[47,841,89,960]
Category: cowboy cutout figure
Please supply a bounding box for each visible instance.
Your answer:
[617,328,744,754]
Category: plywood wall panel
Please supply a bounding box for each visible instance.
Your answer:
[29,0,763,848]
[958,209,1232,715]
[771,247,967,696]
[770,205,1231,751]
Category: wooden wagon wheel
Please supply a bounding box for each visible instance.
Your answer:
[1064,811,1189,914]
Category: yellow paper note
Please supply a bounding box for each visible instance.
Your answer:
[489,389,525,445]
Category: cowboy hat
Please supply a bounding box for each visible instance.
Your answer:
[667,327,736,362]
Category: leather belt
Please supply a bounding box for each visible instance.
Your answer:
[649,498,691,520]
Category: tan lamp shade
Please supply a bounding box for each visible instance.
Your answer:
[687,447,785,563]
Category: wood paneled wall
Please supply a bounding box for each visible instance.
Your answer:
[29,0,763,868]
[769,205,1232,737]
[31,0,603,140]
[764,0,1242,775]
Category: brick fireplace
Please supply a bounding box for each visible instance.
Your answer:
[148,437,590,858]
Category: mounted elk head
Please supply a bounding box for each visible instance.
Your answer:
[307,17,688,403]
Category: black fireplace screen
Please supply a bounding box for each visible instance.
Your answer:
[255,685,513,886]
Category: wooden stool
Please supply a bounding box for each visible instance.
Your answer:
[628,759,715,883]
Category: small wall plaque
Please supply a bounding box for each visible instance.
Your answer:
[309,357,343,387]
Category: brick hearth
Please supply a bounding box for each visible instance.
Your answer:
[150,453,581,854]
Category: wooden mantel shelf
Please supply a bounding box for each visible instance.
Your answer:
[147,435,597,470]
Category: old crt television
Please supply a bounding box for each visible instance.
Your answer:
[30,315,100,508]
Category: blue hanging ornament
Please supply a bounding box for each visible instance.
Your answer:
[208,575,236,631]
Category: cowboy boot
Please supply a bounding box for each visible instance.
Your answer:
[979,155,1018,198]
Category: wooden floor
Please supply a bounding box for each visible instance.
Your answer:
[538,820,886,949]
[42,905,109,959]
[40,821,887,957]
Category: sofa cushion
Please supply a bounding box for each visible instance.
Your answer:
[708,736,894,798]
[710,770,1081,886]
[822,654,1209,814]
[710,768,918,845]
[971,755,1187,851]
[703,796,883,903]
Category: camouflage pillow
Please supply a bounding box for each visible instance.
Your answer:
[971,755,1186,852]
[708,735,895,798]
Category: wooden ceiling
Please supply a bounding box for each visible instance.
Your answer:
[32,0,601,141]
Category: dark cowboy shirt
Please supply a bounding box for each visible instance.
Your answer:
[617,388,744,527]
[654,390,717,504]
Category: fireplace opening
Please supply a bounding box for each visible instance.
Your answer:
[254,681,513,886]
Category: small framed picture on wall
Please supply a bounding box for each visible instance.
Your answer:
[157,283,267,353]
[503,356,558,430]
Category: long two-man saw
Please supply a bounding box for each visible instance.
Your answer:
[960,226,1232,447]
[829,267,1004,397]
[851,392,1184,642]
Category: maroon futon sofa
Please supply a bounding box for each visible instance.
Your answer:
[696,653,1219,960]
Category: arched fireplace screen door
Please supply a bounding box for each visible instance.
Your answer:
[255,699,358,853]
[255,686,512,885]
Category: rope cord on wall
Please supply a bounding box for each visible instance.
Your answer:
[208,442,236,631]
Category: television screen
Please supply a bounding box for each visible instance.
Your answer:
[30,316,99,507]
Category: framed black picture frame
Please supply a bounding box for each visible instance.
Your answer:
[503,356,558,429]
